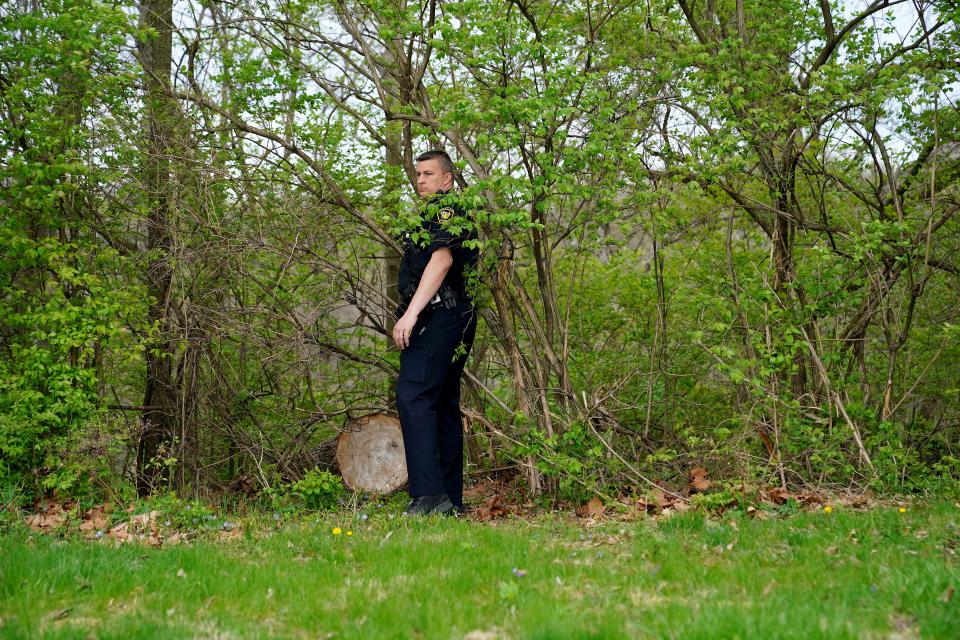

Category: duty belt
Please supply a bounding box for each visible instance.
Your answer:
[430,283,469,310]
[395,282,469,319]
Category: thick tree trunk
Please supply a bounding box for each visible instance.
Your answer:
[136,0,177,496]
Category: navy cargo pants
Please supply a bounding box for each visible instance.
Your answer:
[396,298,477,510]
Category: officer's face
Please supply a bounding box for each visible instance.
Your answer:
[415,159,453,197]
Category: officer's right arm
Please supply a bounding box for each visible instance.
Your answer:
[392,248,453,349]
[406,248,453,316]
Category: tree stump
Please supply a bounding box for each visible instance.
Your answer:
[336,413,407,492]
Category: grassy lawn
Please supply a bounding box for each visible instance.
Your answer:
[1,500,958,639]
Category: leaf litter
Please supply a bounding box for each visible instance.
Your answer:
[20,470,910,549]
[22,500,243,547]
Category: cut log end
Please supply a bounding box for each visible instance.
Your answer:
[336,413,407,493]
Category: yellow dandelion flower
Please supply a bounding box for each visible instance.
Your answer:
[332,527,342,535]
[823,506,833,513]
[346,530,353,536]
[898,507,906,514]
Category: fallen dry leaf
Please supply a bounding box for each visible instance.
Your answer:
[689,467,711,492]
[796,491,825,506]
[107,521,130,543]
[100,510,169,546]
[837,493,871,508]
[78,503,110,537]
[130,510,160,535]
[577,496,606,518]
[216,528,242,541]
[939,586,954,603]
[24,501,71,532]
[25,512,66,531]
[765,487,794,505]
[671,500,691,513]
[165,532,185,545]
[624,486,687,517]
[629,496,655,514]
[474,494,508,521]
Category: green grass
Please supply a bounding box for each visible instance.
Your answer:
[1,501,958,639]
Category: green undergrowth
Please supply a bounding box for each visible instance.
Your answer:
[1,501,958,639]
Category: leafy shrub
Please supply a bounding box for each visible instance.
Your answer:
[0,0,145,500]
[514,422,612,503]
[138,492,221,531]
[34,414,138,503]
[690,489,738,513]
[290,468,345,511]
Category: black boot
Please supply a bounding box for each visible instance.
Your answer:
[403,493,454,516]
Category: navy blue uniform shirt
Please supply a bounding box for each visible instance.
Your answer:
[398,191,478,298]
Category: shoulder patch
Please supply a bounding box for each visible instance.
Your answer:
[438,207,454,222]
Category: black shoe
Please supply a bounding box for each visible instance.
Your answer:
[403,494,454,516]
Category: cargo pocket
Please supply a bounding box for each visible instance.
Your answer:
[399,346,431,384]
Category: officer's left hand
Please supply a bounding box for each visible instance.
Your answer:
[393,312,418,350]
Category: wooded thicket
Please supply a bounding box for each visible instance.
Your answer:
[2,0,958,502]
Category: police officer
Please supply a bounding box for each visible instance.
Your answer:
[393,150,478,516]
